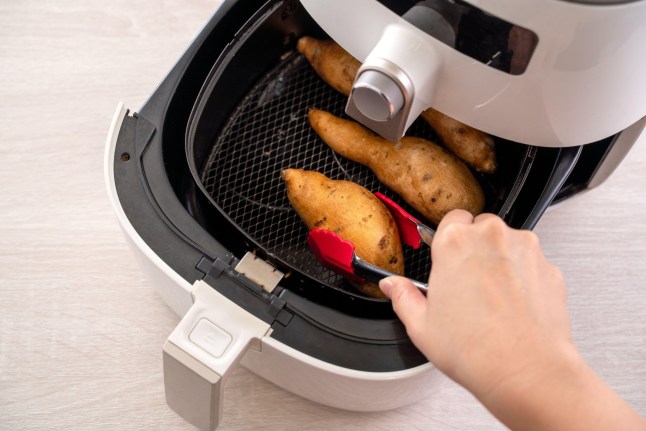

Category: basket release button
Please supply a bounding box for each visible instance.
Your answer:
[189,318,233,358]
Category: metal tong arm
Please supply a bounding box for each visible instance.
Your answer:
[352,254,429,293]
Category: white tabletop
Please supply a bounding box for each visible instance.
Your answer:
[1,1,645,429]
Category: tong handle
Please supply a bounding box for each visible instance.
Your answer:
[353,255,428,293]
[307,229,429,293]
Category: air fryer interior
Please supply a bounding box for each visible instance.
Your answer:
[183,1,535,309]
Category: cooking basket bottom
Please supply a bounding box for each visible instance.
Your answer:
[199,52,513,295]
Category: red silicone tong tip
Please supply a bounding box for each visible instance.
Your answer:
[306,229,363,282]
[374,192,423,249]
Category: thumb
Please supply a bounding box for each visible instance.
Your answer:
[379,276,428,337]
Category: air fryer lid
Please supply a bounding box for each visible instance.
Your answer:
[186,0,535,300]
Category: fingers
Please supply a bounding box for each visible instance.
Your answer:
[438,209,475,229]
[437,210,507,236]
[473,212,502,224]
[440,210,505,227]
[379,276,428,338]
[433,210,475,248]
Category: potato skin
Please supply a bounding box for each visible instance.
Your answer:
[421,108,497,174]
[296,36,360,97]
[308,109,485,225]
[282,168,403,298]
[298,36,496,174]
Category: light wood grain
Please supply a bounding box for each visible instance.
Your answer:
[0,1,644,430]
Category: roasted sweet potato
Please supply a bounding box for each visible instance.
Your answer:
[420,108,497,174]
[308,109,484,224]
[296,36,360,97]
[297,36,496,173]
[282,168,403,299]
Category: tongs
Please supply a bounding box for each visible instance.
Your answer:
[306,192,435,293]
[374,193,435,250]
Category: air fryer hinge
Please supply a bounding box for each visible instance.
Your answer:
[195,255,293,327]
[196,253,284,293]
[234,252,284,293]
[196,254,237,281]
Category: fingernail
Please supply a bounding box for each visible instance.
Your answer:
[379,278,394,297]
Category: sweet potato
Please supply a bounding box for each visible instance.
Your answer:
[282,168,403,299]
[308,109,484,224]
[296,36,360,97]
[420,108,497,174]
[297,36,496,173]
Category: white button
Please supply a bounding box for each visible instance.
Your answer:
[189,318,233,358]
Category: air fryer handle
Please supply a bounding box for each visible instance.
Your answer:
[163,280,271,431]
[521,145,582,230]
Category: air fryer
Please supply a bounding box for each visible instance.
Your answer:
[105,0,646,430]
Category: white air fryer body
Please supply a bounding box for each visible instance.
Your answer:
[104,1,646,430]
[105,104,442,431]
[301,0,646,147]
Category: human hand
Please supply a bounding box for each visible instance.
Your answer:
[380,210,646,430]
[380,210,576,417]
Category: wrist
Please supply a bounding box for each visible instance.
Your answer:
[477,341,646,431]
[477,339,587,430]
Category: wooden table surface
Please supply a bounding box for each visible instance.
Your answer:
[1,1,645,429]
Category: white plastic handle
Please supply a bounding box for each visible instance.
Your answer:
[346,22,440,141]
[163,280,272,430]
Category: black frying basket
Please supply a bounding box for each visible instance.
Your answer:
[185,2,535,298]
